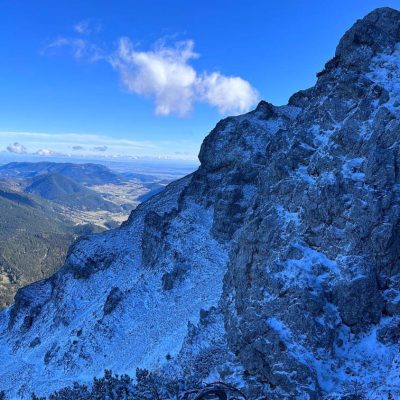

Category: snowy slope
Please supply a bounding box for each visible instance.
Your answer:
[0,175,228,396]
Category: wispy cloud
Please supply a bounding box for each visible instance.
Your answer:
[7,142,27,154]
[72,145,85,151]
[43,37,103,62]
[110,38,259,116]
[43,18,103,61]
[74,18,102,35]
[93,145,108,152]
[0,131,155,149]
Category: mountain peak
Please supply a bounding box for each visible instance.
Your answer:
[336,7,400,60]
[315,7,400,78]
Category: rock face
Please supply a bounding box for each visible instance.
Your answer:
[1,7,400,399]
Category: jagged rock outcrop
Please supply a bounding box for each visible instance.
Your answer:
[223,7,400,397]
[1,7,400,399]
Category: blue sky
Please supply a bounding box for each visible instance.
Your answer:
[0,0,398,161]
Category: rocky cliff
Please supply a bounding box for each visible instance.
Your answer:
[1,7,400,399]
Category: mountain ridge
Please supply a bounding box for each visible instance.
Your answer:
[0,162,121,185]
[25,173,120,212]
[0,187,77,309]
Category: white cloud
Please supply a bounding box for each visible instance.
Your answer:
[110,38,259,116]
[110,39,198,116]
[43,34,259,117]
[35,148,66,157]
[197,72,259,114]
[7,142,27,154]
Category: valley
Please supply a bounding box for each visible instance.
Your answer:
[0,160,193,309]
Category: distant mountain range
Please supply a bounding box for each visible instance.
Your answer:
[0,161,122,185]
[0,161,169,212]
[25,173,120,211]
